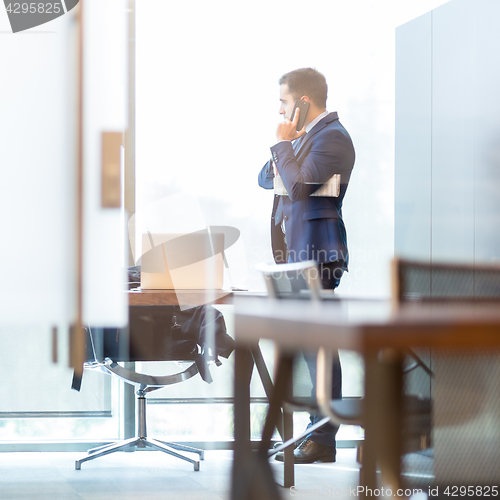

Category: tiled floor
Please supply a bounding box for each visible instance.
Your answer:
[0,448,362,500]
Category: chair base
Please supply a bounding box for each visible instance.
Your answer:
[75,362,206,472]
[75,436,203,471]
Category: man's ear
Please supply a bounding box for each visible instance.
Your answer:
[301,96,311,103]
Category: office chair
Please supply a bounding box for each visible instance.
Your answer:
[390,257,500,406]
[316,346,432,487]
[391,258,500,303]
[257,260,324,302]
[255,260,334,488]
[75,304,234,471]
[392,257,500,447]
[286,260,434,486]
[314,257,500,486]
[76,351,204,471]
[390,259,500,485]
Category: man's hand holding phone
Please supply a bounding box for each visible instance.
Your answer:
[276,104,307,142]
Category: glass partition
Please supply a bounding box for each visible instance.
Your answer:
[0,0,452,451]
[0,0,128,447]
[134,0,450,446]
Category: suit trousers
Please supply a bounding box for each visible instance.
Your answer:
[304,260,344,448]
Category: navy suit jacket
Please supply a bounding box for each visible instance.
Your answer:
[258,112,355,266]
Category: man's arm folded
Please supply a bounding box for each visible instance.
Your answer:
[258,160,275,190]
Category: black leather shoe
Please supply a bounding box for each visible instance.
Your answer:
[275,439,336,464]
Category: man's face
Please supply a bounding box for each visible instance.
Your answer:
[279,84,296,120]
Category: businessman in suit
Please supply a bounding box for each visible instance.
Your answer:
[258,68,355,463]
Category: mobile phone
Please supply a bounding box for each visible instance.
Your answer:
[290,99,310,131]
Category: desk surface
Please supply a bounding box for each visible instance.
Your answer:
[234,296,500,352]
[128,289,232,306]
[128,289,266,306]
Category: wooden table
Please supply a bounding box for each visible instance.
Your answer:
[127,288,267,306]
[128,288,234,306]
[231,296,500,500]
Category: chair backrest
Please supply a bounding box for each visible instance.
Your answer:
[256,260,323,302]
[392,257,500,306]
[256,260,323,404]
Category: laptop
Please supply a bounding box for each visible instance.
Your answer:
[140,231,225,290]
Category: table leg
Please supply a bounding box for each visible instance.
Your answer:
[283,406,294,488]
[252,345,294,488]
[258,353,293,452]
[251,346,285,439]
[258,353,293,492]
[231,345,283,500]
[232,346,253,500]
[363,349,403,499]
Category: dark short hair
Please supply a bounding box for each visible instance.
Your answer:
[279,68,328,108]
